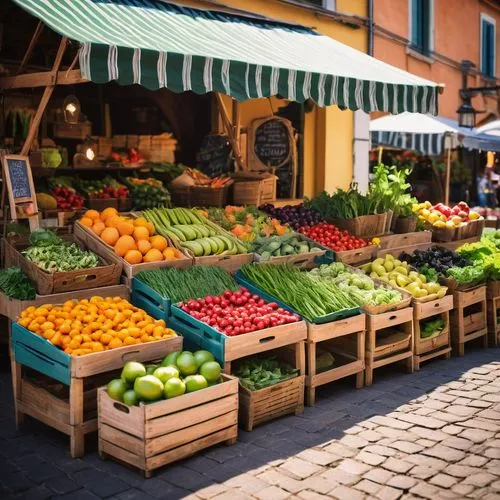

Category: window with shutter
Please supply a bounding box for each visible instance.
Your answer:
[409,0,433,56]
[481,15,496,78]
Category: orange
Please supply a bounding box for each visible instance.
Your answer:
[114,235,137,257]
[92,221,105,236]
[133,226,149,241]
[137,239,152,255]
[163,247,178,261]
[106,215,123,229]
[101,207,118,221]
[146,222,155,235]
[143,248,164,262]
[108,338,123,349]
[84,209,100,221]
[133,217,148,228]
[124,249,142,264]
[101,227,120,246]
[150,235,168,252]
[80,217,93,228]
[117,220,134,236]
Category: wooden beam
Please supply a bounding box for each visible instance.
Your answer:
[21,37,68,155]
[0,69,87,90]
[17,21,44,75]
[215,93,245,171]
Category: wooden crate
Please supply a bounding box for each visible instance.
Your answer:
[413,295,453,371]
[450,286,488,356]
[378,231,432,250]
[10,286,182,457]
[98,375,237,477]
[238,343,305,431]
[377,242,432,259]
[253,249,327,269]
[329,213,387,238]
[3,234,122,295]
[74,221,193,279]
[305,313,365,407]
[193,253,254,273]
[438,236,482,252]
[334,245,377,266]
[487,297,500,347]
[232,174,277,205]
[365,308,414,386]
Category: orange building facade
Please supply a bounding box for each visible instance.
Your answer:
[373,0,500,123]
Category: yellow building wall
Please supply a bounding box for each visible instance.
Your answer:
[186,0,368,197]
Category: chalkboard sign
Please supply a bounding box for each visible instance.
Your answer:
[196,134,233,177]
[253,118,291,168]
[1,154,38,221]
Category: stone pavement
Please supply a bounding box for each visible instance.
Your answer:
[0,347,500,500]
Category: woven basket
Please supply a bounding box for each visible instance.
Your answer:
[329,213,387,238]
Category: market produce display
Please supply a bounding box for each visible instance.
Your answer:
[361,254,446,299]
[47,177,85,211]
[259,203,323,230]
[23,229,99,272]
[122,177,171,210]
[456,237,500,281]
[206,205,289,242]
[179,287,300,336]
[400,247,470,275]
[252,234,323,260]
[234,357,299,391]
[413,201,480,228]
[75,176,129,200]
[144,207,248,257]
[106,351,222,405]
[78,208,183,264]
[240,263,359,321]
[308,263,402,307]
[109,148,145,165]
[17,296,177,355]
[0,267,36,300]
[136,266,239,303]
[299,222,369,252]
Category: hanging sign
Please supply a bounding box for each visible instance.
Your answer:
[1,154,38,220]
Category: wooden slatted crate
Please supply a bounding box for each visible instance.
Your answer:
[450,286,488,356]
[413,295,453,370]
[305,314,365,407]
[98,375,238,477]
[487,297,500,347]
[365,307,414,386]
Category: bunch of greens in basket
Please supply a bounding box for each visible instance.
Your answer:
[136,266,239,303]
[234,357,299,391]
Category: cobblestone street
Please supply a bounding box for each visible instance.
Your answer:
[1,347,499,500]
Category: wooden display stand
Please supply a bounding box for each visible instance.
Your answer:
[238,343,305,431]
[486,281,500,347]
[450,286,488,356]
[98,375,238,477]
[305,314,365,407]
[365,308,414,386]
[413,295,453,370]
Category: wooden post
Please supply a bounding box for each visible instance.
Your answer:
[21,37,68,156]
[17,21,44,75]
[445,145,451,206]
[215,93,245,171]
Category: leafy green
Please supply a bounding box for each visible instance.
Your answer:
[420,318,445,338]
[447,265,485,285]
[29,229,61,247]
[0,267,36,300]
[419,264,439,283]
[234,357,298,391]
[23,243,99,272]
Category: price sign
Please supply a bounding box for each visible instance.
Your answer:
[253,118,291,168]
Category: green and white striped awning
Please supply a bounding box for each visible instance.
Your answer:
[13,0,441,114]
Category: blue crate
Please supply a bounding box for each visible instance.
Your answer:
[131,278,172,320]
[11,322,71,385]
[169,306,225,364]
[235,270,360,324]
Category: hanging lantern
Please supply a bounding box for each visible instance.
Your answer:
[63,94,80,124]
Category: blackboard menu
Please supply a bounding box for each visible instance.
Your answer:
[197,134,233,177]
[253,119,291,167]
[7,158,31,199]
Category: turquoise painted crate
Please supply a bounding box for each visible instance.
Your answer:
[11,322,71,385]
[235,270,361,324]
[131,278,171,320]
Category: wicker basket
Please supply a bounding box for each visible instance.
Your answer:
[168,185,230,208]
[232,174,277,206]
[329,213,387,238]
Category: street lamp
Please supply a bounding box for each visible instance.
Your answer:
[457,60,500,129]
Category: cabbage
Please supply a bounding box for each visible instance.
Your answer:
[29,229,61,247]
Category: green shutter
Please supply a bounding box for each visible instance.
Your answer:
[482,20,495,78]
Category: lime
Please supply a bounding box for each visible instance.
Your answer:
[184,374,208,393]
[194,350,214,368]
[153,366,179,384]
[106,379,128,402]
[121,361,146,384]
[146,364,159,375]
[164,377,186,398]
[161,351,181,367]
[123,389,138,406]
[176,352,198,376]
[199,361,221,383]
[134,375,164,401]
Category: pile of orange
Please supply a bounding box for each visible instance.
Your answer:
[18,296,177,356]
[79,208,181,264]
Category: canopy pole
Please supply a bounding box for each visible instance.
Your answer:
[444,146,451,206]
[21,37,68,156]
[215,93,245,171]
[17,20,44,75]
[232,99,241,151]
